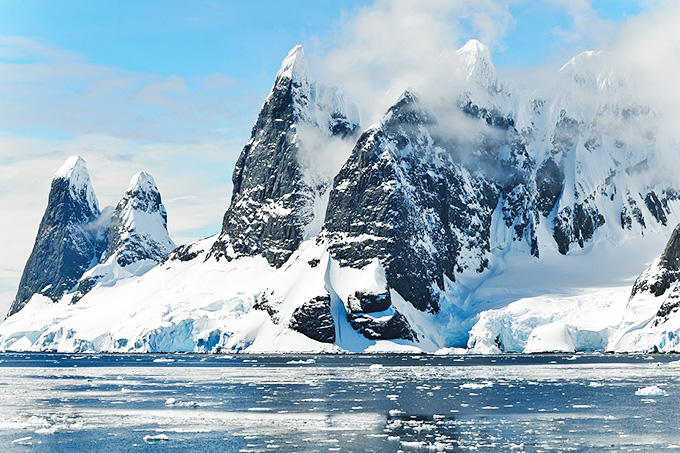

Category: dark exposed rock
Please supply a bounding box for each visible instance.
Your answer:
[209,46,358,268]
[631,224,680,299]
[536,158,564,217]
[348,310,415,341]
[253,291,280,322]
[8,157,107,317]
[653,291,680,327]
[165,243,203,263]
[288,295,335,343]
[553,201,606,255]
[644,192,668,226]
[70,275,102,305]
[347,291,391,313]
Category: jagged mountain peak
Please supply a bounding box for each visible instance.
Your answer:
[558,50,619,91]
[209,44,359,268]
[102,170,174,265]
[54,155,87,179]
[456,39,491,59]
[559,50,606,71]
[276,44,309,82]
[8,156,106,316]
[455,39,496,84]
[53,155,99,215]
[128,170,155,192]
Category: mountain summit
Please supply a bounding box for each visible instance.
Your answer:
[8,156,106,316]
[8,159,176,316]
[208,45,360,267]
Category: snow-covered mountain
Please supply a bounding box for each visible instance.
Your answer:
[7,158,175,319]
[607,224,680,352]
[7,157,108,317]
[70,171,176,304]
[2,41,680,353]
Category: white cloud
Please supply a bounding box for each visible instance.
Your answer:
[312,0,515,124]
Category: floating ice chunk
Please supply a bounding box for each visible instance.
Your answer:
[153,358,175,363]
[178,401,198,407]
[144,433,169,443]
[460,381,493,389]
[12,437,33,445]
[401,441,425,448]
[635,386,667,396]
[286,358,316,364]
[164,398,198,407]
[388,409,405,416]
[588,382,604,387]
[368,364,383,371]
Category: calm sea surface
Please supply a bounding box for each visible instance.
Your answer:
[0,353,679,451]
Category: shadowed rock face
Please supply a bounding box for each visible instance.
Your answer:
[631,224,680,302]
[9,158,106,316]
[288,295,336,344]
[209,46,359,268]
[70,171,176,304]
[635,225,680,327]
[323,92,534,314]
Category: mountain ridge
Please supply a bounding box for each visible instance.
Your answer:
[2,41,680,354]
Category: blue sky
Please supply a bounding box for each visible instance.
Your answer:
[0,0,673,305]
[0,1,649,87]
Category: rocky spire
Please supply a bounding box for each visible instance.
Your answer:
[69,171,176,304]
[102,171,175,267]
[208,45,359,267]
[8,156,107,316]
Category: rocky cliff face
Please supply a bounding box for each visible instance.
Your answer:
[8,157,107,316]
[70,171,176,303]
[630,224,680,300]
[209,45,360,267]
[323,90,535,316]
[606,224,680,352]
[240,42,680,346]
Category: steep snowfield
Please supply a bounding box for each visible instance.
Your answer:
[0,236,428,353]
[606,225,680,352]
[458,229,672,353]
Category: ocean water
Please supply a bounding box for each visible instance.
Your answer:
[0,353,679,451]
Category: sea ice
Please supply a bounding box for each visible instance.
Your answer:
[635,386,667,397]
[460,382,493,389]
[143,433,169,443]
